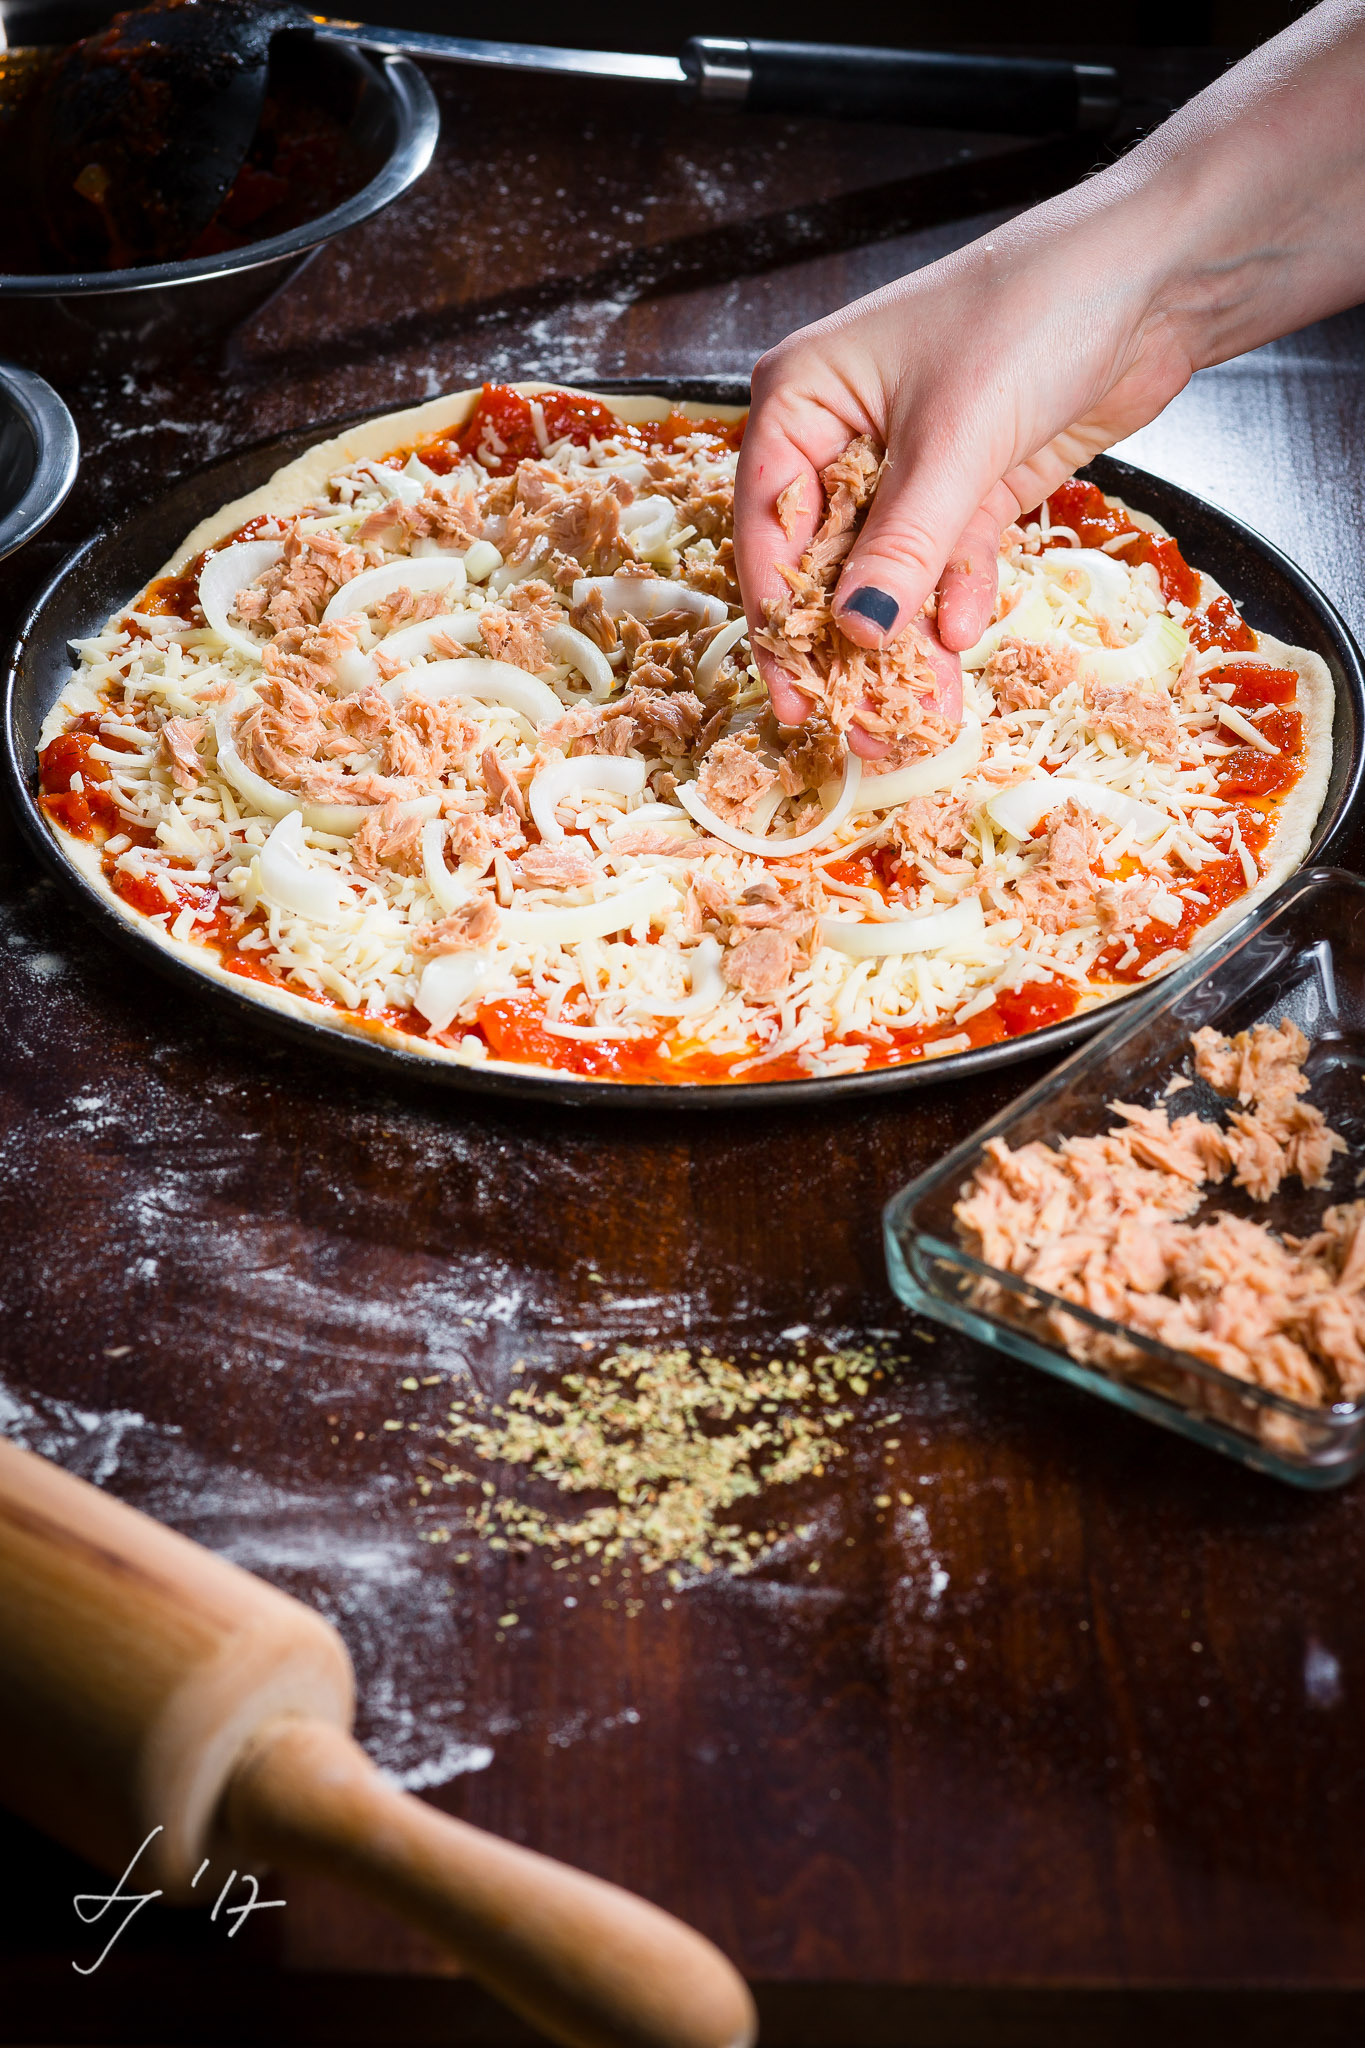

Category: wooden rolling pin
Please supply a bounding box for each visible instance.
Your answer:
[0,1436,755,2048]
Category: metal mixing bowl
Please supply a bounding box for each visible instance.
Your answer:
[0,362,78,560]
[0,38,438,381]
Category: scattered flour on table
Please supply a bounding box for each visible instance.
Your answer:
[0,875,958,1786]
[1304,1638,1344,1710]
[0,1379,169,1489]
[897,1503,951,1616]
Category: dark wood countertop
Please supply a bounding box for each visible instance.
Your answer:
[2,46,1365,2048]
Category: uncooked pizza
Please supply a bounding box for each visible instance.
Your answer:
[37,381,1333,1086]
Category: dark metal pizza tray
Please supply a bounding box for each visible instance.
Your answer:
[3,376,1363,1109]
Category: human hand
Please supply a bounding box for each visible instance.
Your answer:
[734,204,1194,754]
[736,2,1365,754]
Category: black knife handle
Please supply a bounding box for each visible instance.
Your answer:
[681,37,1120,135]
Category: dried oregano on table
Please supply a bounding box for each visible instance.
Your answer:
[413,1341,899,1579]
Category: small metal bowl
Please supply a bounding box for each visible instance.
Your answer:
[0,38,438,382]
[0,361,78,561]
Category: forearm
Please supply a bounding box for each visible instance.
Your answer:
[735,0,1365,723]
[1043,0,1365,372]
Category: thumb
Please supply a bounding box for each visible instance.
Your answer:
[832,441,997,652]
[934,487,1017,652]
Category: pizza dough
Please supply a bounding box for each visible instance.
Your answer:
[36,383,1335,1087]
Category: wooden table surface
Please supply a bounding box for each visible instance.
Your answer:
[4,46,1365,2048]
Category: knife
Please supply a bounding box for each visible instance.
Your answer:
[319,25,1122,136]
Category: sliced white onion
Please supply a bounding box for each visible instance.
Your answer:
[335,611,485,694]
[421,816,464,913]
[619,494,675,536]
[258,812,348,925]
[198,540,283,661]
[463,540,503,584]
[414,949,493,1034]
[335,648,374,693]
[487,557,544,596]
[214,697,302,822]
[501,871,672,944]
[571,575,727,629]
[605,802,695,842]
[746,785,785,838]
[396,657,562,728]
[616,800,693,826]
[321,556,467,624]
[695,615,750,695]
[1040,546,1132,618]
[637,935,726,1018]
[960,589,1054,670]
[214,694,440,837]
[302,790,439,837]
[1078,612,1188,686]
[628,524,677,564]
[618,496,677,560]
[819,893,985,959]
[440,463,484,499]
[530,757,649,845]
[675,752,861,857]
[357,460,424,506]
[409,537,467,559]
[986,771,1169,843]
[851,711,983,814]
[543,620,615,699]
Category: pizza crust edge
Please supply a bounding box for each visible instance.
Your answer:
[38,394,1341,1086]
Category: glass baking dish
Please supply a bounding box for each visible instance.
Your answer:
[883,867,1365,1487]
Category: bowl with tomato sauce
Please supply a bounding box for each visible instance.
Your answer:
[0,34,437,382]
[3,394,1364,1109]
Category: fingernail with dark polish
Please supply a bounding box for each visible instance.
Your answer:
[841,586,900,632]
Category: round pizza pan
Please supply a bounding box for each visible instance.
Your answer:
[4,378,1364,1110]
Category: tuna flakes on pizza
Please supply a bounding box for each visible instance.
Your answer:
[36,382,1334,1086]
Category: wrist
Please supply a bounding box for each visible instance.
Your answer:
[1076,6,1365,371]
[1107,137,1301,373]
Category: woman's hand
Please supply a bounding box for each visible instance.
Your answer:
[734,0,1365,747]
[735,220,1191,727]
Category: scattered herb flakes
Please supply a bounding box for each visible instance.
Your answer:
[429,1342,896,1576]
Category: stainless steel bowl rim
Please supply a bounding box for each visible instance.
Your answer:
[0,49,438,299]
[0,362,79,563]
